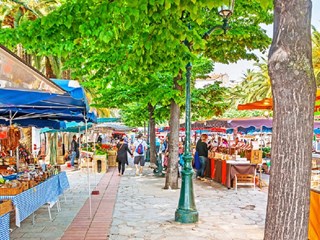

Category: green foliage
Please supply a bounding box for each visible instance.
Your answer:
[191,82,228,120]
[0,0,274,126]
[312,26,320,86]
[221,109,267,118]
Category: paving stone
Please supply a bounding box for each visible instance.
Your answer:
[9,164,269,240]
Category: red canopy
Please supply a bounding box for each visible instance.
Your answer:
[237,98,273,110]
[238,90,320,112]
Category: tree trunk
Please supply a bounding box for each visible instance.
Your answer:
[164,99,180,189]
[264,1,316,239]
[148,103,157,167]
[164,73,183,189]
[62,69,71,79]
[45,56,56,78]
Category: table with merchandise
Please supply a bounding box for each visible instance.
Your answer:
[0,171,69,227]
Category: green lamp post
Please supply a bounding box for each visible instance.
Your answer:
[175,1,235,224]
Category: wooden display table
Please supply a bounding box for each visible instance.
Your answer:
[210,158,256,189]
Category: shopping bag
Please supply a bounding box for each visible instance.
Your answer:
[193,151,201,170]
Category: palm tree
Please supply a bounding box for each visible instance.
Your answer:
[312,26,320,86]
[230,58,271,104]
[246,59,272,101]
[0,0,64,76]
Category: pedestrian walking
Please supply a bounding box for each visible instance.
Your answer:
[162,135,169,170]
[116,137,133,176]
[133,133,147,176]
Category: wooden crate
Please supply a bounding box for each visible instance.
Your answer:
[21,181,29,191]
[0,182,23,196]
[108,155,117,167]
[79,157,93,169]
[57,156,65,165]
[0,200,13,216]
[251,150,262,164]
[93,155,108,173]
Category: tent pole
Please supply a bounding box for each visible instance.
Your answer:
[85,118,92,219]
[93,128,97,187]
[9,110,12,126]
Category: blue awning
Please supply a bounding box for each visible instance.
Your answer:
[0,81,96,128]
[0,118,66,130]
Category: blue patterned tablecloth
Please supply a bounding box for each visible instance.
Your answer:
[0,171,69,227]
[0,213,10,240]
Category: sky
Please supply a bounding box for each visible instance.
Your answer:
[214,1,320,82]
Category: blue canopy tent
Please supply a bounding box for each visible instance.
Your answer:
[0,118,66,130]
[0,81,96,127]
[0,46,96,217]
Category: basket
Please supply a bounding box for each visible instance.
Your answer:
[0,200,13,216]
[21,181,29,191]
[29,180,38,188]
[0,182,23,196]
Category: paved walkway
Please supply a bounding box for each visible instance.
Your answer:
[9,164,268,240]
[61,167,119,240]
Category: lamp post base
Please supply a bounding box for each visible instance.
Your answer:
[175,166,199,223]
[175,208,199,223]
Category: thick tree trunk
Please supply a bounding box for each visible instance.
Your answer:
[148,103,157,167]
[164,73,182,189]
[164,99,180,189]
[264,1,316,239]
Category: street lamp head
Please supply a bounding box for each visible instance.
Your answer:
[218,0,235,19]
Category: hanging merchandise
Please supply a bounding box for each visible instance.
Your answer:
[0,127,8,140]
[0,127,21,152]
[18,144,32,164]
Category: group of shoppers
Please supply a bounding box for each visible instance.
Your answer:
[116,133,148,176]
[115,132,211,179]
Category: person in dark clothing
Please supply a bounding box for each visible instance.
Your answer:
[116,137,133,176]
[70,135,78,167]
[97,134,102,143]
[196,134,210,179]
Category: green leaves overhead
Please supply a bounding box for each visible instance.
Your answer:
[0,0,273,122]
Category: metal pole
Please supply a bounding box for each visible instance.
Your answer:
[93,129,97,186]
[146,122,150,162]
[85,119,92,219]
[175,62,199,223]
[174,8,233,224]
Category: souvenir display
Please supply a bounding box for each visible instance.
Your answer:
[0,163,61,196]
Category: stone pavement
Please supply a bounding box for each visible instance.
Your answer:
[109,166,267,240]
[9,167,105,240]
[8,164,268,240]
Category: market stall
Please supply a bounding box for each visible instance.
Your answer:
[209,156,257,189]
[0,46,95,239]
[309,189,320,240]
[0,171,69,227]
[309,155,320,239]
[0,200,13,240]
